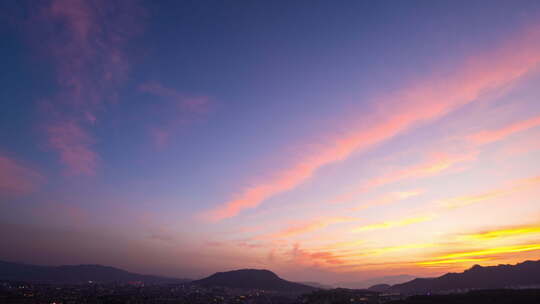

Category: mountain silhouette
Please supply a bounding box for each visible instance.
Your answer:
[367,283,391,292]
[390,260,540,294]
[192,269,317,293]
[339,274,415,289]
[0,260,190,284]
[301,281,333,289]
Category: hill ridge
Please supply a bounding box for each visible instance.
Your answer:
[389,259,540,294]
[192,268,317,293]
[0,260,190,284]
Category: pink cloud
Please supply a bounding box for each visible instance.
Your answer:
[468,114,540,145]
[47,120,98,176]
[0,155,42,197]
[203,24,540,221]
[330,108,540,206]
[29,0,143,175]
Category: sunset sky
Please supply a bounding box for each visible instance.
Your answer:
[1,0,540,285]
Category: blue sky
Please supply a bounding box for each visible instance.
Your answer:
[1,0,540,284]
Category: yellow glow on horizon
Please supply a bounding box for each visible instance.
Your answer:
[438,243,540,260]
[417,258,490,266]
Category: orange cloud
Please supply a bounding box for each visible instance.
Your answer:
[204,24,540,221]
[292,242,438,271]
[468,115,540,145]
[290,243,348,266]
[263,217,356,240]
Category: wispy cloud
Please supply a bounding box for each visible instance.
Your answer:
[203,24,540,221]
[459,225,540,241]
[352,215,434,232]
[332,152,473,205]
[262,217,357,240]
[423,243,540,263]
[415,225,540,267]
[139,82,211,114]
[139,82,212,148]
[351,189,424,211]
[30,0,143,175]
[0,155,42,196]
[416,258,491,266]
[290,243,348,266]
[440,175,540,209]
[468,114,540,145]
[46,120,98,176]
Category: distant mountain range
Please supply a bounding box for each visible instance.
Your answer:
[3,259,540,295]
[388,259,540,294]
[367,283,391,292]
[0,260,190,284]
[338,274,416,289]
[191,269,317,293]
[301,281,333,289]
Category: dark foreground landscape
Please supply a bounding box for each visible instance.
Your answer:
[1,259,540,304]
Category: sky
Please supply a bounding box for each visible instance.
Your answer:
[1,0,540,285]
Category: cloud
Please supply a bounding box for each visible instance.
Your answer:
[319,240,365,251]
[46,120,98,176]
[350,189,423,212]
[203,23,540,221]
[352,215,434,232]
[288,242,437,270]
[330,152,472,205]
[416,258,491,266]
[29,0,143,175]
[459,225,540,241]
[496,130,540,157]
[468,114,540,145]
[440,175,540,209]
[139,82,212,148]
[263,217,356,240]
[290,243,347,266]
[0,155,42,196]
[139,82,211,114]
[330,106,540,207]
[414,224,540,267]
[424,243,540,262]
